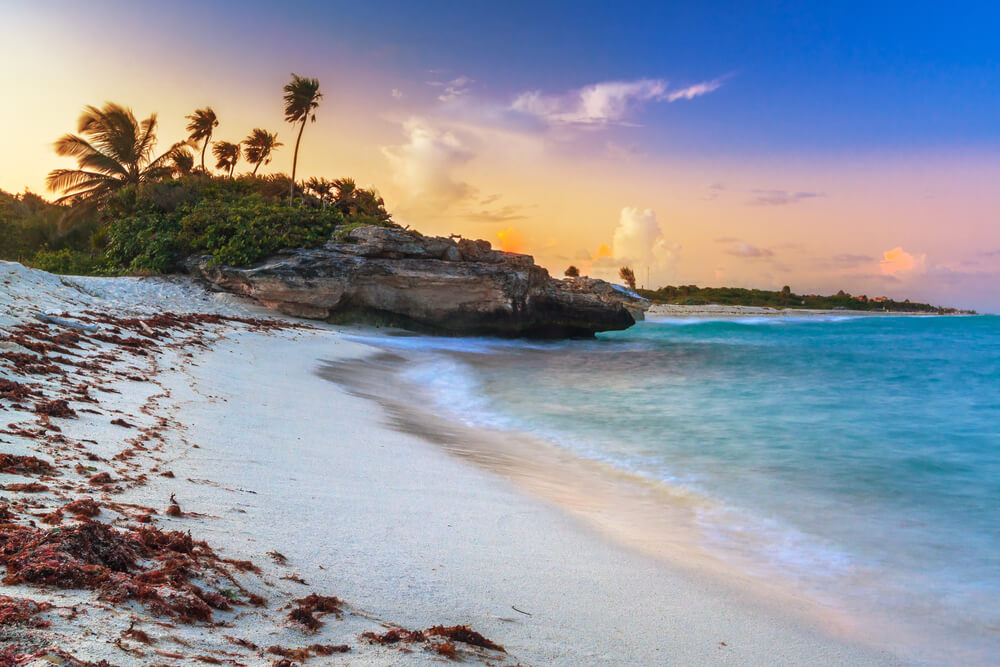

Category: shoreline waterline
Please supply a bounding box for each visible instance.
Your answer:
[320,317,1000,665]
[317,340,914,662]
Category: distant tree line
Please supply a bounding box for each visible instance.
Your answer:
[638,284,968,314]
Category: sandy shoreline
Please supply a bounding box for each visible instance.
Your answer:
[1,263,904,664]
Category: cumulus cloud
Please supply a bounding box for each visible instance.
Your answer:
[749,190,824,206]
[585,208,678,285]
[726,242,774,258]
[880,247,926,275]
[510,77,722,126]
[381,119,475,203]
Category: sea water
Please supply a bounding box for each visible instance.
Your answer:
[356,314,1000,658]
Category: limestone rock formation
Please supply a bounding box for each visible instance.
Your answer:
[189,226,648,338]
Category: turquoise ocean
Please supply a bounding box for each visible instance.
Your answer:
[357,313,1000,659]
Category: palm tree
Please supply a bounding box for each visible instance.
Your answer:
[282,73,322,203]
[332,177,357,210]
[212,141,241,178]
[329,178,390,221]
[185,107,218,172]
[305,177,333,208]
[46,102,185,211]
[170,148,195,177]
[243,129,283,175]
[353,188,391,222]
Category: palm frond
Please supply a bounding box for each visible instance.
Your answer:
[45,169,116,194]
[185,107,218,141]
[283,74,322,123]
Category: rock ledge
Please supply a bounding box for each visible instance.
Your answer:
[189,226,648,338]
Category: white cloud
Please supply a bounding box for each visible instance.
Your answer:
[510,77,722,126]
[391,88,404,99]
[592,208,679,286]
[430,76,474,102]
[667,79,723,101]
[381,119,475,203]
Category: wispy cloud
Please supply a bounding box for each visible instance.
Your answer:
[428,76,474,102]
[749,189,825,206]
[703,182,726,200]
[832,253,874,266]
[666,79,723,101]
[464,204,528,223]
[605,140,643,159]
[726,242,774,258]
[391,88,404,100]
[510,77,723,126]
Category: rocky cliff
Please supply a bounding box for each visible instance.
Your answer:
[189,226,648,338]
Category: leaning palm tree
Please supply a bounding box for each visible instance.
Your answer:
[243,129,283,175]
[185,107,218,171]
[212,141,241,178]
[170,148,195,177]
[282,73,322,203]
[46,102,185,212]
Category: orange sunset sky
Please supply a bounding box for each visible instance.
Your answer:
[2,2,998,309]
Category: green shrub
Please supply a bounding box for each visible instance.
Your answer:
[104,210,180,273]
[103,189,386,272]
[27,248,106,276]
[175,192,345,266]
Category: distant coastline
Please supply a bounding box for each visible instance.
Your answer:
[645,303,974,318]
[638,284,976,314]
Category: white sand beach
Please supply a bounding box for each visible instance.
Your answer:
[0,263,903,665]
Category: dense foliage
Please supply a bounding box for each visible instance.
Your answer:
[0,174,394,275]
[3,76,375,276]
[104,175,392,273]
[638,284,965,313]
[0,189,103,273]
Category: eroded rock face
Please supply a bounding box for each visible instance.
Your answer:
[189,226,647,338]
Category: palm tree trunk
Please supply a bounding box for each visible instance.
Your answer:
[289,117,307,204]
[252,161,261,176]
[200,137,209,172]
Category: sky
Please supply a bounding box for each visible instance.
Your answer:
[2,1,999,310]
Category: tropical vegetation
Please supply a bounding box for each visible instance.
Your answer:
[638,284,964,313]
[282,73,322,203]
[244,129,282,175]
[618,266,637,290]
[185,107,218,171]
[44,103,187,213]
[0,73,395,276]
